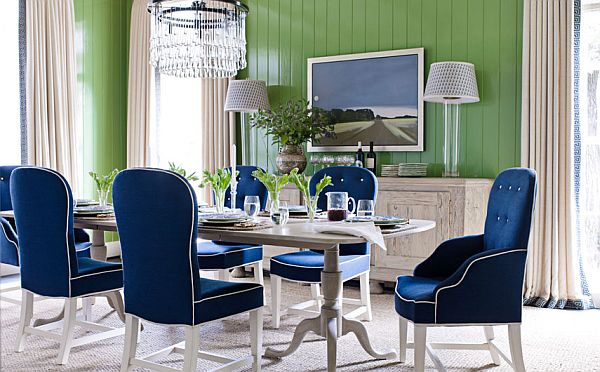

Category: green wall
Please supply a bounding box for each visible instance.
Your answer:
[74,0,132,198]
[239,0,523,178]
[74,0,132,241]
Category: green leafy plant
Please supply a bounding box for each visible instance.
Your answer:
[252,168,295,196]
[290,168,333,221]
[251,168,297,210]
[200,168,234,192]
[168,162,199,182]
[200,168,237,212]
[89,169,119,192]
[251,99,334,146]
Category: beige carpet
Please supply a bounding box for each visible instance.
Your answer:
[1,277,600,371]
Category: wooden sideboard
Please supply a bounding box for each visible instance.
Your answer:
[261,177,493,287]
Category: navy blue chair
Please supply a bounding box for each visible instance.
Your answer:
[113,168,264,372]
[270,166,376,328]
[10,167,124,365]
[1,166,21,269]
[1,165,93,304]
[197,165,268,284]
[395,168,537,372]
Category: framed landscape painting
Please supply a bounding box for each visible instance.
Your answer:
[307,48,424,152]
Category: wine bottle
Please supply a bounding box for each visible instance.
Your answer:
[366,141,376,174]
[355,141,364,167]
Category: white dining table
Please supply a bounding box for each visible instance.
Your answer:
[1,210,435,371]
[198,218,435,371]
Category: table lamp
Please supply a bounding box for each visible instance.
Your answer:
[423,62,479,177]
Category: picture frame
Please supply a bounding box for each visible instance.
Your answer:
[307,48,424,152]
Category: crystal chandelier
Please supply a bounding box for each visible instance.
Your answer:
[148,0,249,78]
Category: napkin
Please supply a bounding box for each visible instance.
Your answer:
[312,222,387,251]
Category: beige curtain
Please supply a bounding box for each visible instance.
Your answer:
[521,0,590,308]
[200,78,236,202]
[127,0,152,168]
[26,0,79,194]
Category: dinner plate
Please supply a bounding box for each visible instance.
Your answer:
[285,205,322,215]
[199,217,251,226]
[198,212,247,221]
[74,205,113,216]
[75,199,99,207]
[345,215,409,226]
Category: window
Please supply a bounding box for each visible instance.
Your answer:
[149,73,204,197]
[0,0,22,165]
[578,0,600,304]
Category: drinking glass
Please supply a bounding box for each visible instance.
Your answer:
[244,196,260,219]
[357,199,375,217]
[270,201,289,225]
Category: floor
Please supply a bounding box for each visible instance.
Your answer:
[1,275,600,371]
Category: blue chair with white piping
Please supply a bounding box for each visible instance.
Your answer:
[395,168,537,372]
[197,165,268,283]
[270,166,376,328]
[10,167,124,365]
[1,165,92,272]
[113,168,264,372]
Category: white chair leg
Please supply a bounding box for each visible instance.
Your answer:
[414,325,427,372]
[15,290,34,352]
[399,317,408,363]
[310,283,322,311]
[484,326,501,365]
[182,326,200,372]
[359,272,372,321]
[57,298,78,365]
[253,261,264,286]
[508,324,526,372]
[120,314,140,372]
[83,297,93,322]
[218,269,230,281]
[250,307,263,372]
[271,275,282,329]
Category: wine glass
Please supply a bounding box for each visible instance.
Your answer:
[357,199,375,217]
[343,154,355,166]
[270,201,289,225]
[310,154,321,172]
[244,196,260,219]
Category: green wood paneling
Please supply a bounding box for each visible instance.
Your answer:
[74,0,131,241]
[74,0,131,198]
[241,0,523,178]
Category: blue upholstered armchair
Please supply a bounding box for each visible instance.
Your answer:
[197,165,268,283]
[113,168,264,372]
[1,165,92,304]
[10,167,124,365]
[270,166,376,328]
[394,168,537,372]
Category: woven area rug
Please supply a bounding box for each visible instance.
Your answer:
[2,277,600,371]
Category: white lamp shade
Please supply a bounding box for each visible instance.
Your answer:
[423,62,480,104]
[224,80,270,112]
